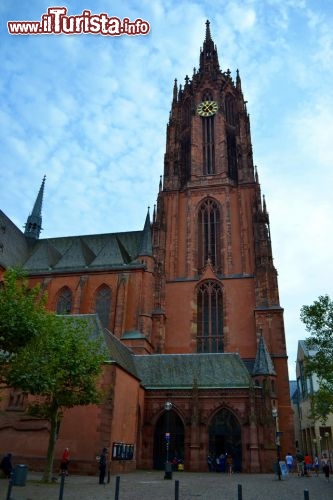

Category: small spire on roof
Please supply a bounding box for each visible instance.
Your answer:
[24,175,46,240]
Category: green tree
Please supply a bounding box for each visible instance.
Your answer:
[300,294,333,422]
[0,268,49,373]
[7,314,107,482]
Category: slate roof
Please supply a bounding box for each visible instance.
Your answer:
[14,311,252,391]
[133,353,251,389]
[60,314,139,379]
[22,231,145,273]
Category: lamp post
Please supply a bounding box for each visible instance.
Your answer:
[164,401,173,479]
[272,408,281,480]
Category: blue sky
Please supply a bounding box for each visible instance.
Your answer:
[1,0,333,378]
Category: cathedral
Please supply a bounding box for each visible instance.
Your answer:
[0,22,294,473]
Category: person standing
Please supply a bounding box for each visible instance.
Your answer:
[59,448,70,476]
[304,453,312,476]
[207,453,214,472]
[0,453,13,478]
[226,454,233,475]
[322,455,330,482]
[98,448,108,485]
[313,455,319,476]
[296,449,305,477]
[285,452,294,473]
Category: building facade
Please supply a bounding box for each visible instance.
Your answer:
[0,22,294,473]
[294,340,333,465]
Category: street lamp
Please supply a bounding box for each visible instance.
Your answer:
[164,401,173,480]
[272,408,281,480]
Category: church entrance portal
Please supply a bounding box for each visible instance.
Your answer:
[209,408,242,471]
[153,410,184,470]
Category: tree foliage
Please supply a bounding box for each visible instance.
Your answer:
[0,268,48,357]
[300,294,333,422]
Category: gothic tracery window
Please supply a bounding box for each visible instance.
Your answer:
[201,91,215,174]
[202,116,215,174]
[227,132,238,182]
[197,280,223,353]
[95,285,111,329]
[56,287,72,314]
[197,198,220,270]
[225,94,236,126]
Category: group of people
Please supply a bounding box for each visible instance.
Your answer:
[207,453,233,474]
[285,450,330,480]
[59,446,109,485]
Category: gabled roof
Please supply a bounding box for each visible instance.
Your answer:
[22,231,145,273]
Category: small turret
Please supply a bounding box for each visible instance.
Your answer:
[253,335,276,376]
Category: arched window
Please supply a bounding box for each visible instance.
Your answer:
[227,131,238,182]
[202,116,215,174]
[95,285,111,328]
[197,281,223,353]
[56,287,72,314]
[197,198,220,270]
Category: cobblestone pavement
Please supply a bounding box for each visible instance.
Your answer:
[1,470,332,500]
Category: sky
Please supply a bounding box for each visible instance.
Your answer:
[1,0,333,379]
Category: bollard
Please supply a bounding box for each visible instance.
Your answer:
[175,479,179,500]
[304,490,310,500]
[238,483,242,500]
[58,471,66,500]
[6,475,13,500]
[114,475,120,500]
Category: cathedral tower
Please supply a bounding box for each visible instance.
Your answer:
[152,21,292,453]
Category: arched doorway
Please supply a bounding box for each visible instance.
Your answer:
[209,408,242,471]
[153,410,185,469]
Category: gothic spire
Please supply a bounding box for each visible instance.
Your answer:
[138,207,152,257]
[24,175,46,240]
[199,20,220,75]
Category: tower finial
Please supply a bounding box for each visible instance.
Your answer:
[24,175,46,240]
[205,19,212,42]
[173,78,178,102]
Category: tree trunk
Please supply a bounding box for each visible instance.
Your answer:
[42,403,59,482]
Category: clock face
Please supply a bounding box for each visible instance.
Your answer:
[197,100,219,117]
